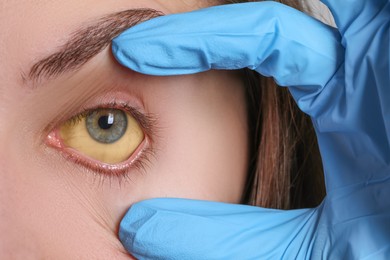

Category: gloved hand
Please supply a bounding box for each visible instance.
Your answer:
[112,1,390,259]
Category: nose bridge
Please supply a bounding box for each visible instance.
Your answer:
[0,160,24,258]
[0,148,17,256]
[0,199,30,259]
[0,125,40,259]
[0,158,44,259]
[0,90,10,254]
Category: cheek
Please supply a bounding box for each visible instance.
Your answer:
[0,127,130,259]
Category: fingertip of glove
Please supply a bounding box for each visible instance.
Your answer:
[111,38,132,68]
[119,202,158,249]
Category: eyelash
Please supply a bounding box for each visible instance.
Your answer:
[48,101,157,183]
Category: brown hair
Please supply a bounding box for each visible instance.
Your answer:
[222,0,326,209]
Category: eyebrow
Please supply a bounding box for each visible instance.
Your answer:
[27,8,163,84]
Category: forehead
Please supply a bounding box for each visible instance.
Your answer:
[0,0,215,32]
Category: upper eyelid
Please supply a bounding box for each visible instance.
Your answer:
[64,101,157,142]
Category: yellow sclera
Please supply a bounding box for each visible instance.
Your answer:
[59,110,144,164]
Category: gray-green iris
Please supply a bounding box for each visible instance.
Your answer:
[86,109,127,144]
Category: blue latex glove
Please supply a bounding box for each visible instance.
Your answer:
[112,1,390,259]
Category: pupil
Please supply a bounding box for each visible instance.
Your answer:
[86,109,127,144]
[98,115,114,130]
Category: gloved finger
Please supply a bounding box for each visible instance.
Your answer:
[319,181,390,259]
[112,2,344,92]
[311,1,390,191]
[321,0,389,35]
[119,198,319,260]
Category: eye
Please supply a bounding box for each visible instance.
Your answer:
[59,108,144,164]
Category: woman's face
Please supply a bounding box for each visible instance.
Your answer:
[0,0,248,258]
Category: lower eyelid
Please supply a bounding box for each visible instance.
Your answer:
[47,127,152,177]
[46,108,154,180]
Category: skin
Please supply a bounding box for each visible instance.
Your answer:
[0,0,248,259]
